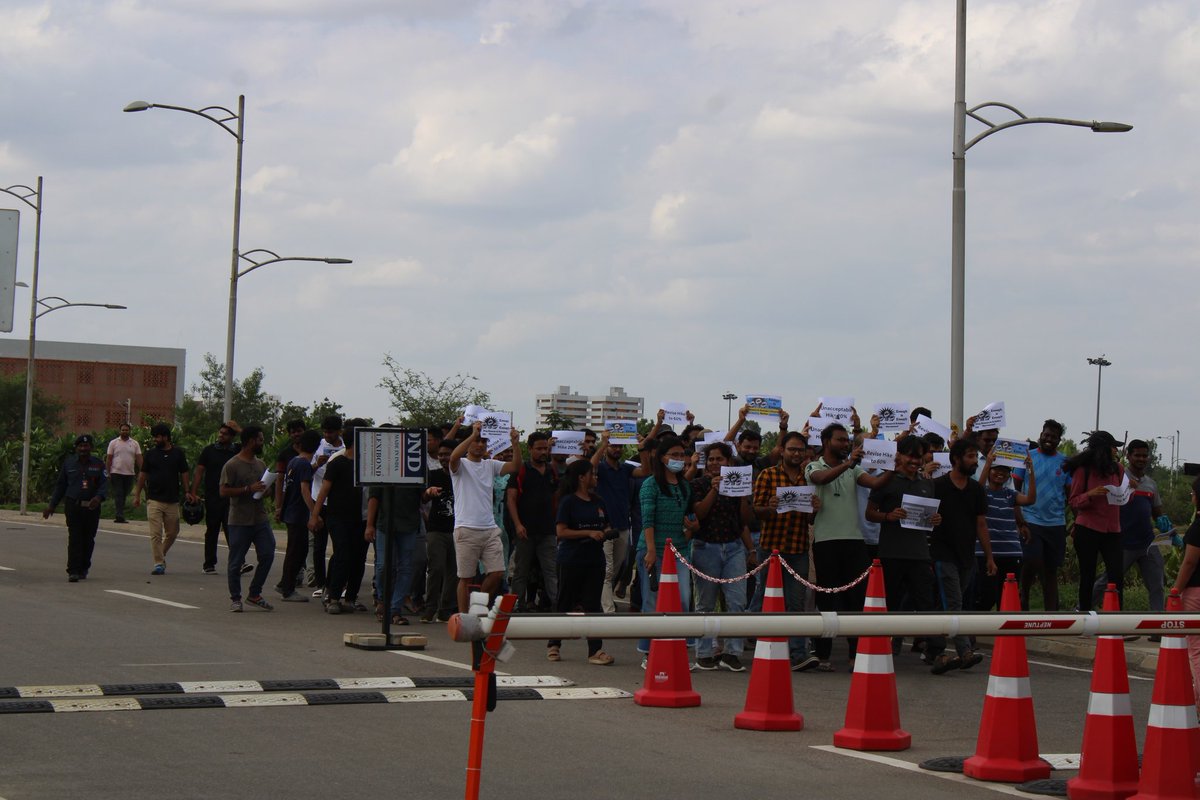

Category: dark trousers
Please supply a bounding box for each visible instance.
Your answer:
[882,557,944,654]
[325,516,367,604]
[202,497,230,570]
[311,521,329,588]
[227,521,275,601]
[409,528,428,607]
[975,555,1021,611]
[813,539,869,661]
[65,499,101,575]
[424,529,458,618]
[109,474,133,520]
[1074,526,1124,611]
[548,561,605,656]
[279,521,310,595]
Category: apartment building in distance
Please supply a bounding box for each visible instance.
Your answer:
[534,385,644,430]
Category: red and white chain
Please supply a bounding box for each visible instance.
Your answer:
[776,556,872,594]
[667,542,772,585]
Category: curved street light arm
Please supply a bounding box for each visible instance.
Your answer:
[128,101,242,140]
[34,297,126,319]
[0,184,41,212]
[966,115,1101,152]
[237,249,352,279]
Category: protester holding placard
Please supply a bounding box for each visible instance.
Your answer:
[507,432,560,615]
[1015,420,1072,611]
[806,423,893,670]
[976,449,1036,612]
[1065,430,1126,611]
[690,442,755,672]
[636,435,697,664]
[752,430,821,672]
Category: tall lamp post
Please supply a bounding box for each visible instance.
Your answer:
[949,0,1131,428]
[1087,355,1111,431]
[124,96,244,421]
[722,392,737,429]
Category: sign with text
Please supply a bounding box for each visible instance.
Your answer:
[744,394,782,426]
[900,495,940,531]
[355,428,428,486]
[873,402,909,433]
[718,465,753,497]
[913,414,951,444]
[861,439,896,471]
[551,430,584,455]
[0,210,18,333]
[604,420,639,445]
[819,396,855,423]
[776,484,814,513]
[973,401,1006,432]
[992,437,1029,469]
[659,401,688,427]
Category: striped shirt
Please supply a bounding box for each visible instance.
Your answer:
[979,487,1022,559]
[752,464,810,554]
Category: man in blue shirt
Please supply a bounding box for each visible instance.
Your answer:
[44,434,108,582]
[1018,420,1072,610]
[591,431,650,612]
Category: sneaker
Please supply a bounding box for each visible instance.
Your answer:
[240,563,255,575]
[230,600,243,612]
[419,612,436,623]
[719,654,747,672]
[245,596,274,611]
[930,653,961,675]
[696,656,720,671]
[68,574,80,583]
[312,587,325,598]
[325,600,343,615]
[281,592,309,603]
[958,651,983,670]
[151,564,165,575]
[791,655,819,672]
[203,566,217,575]
[352,601,368,613]
[640,656,648,670]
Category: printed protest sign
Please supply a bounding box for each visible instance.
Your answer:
[745,394,782,426]
[873,403,910,433]
[660,401,688,427]
[551,430,584,456]
[991,437,1029,469]
[604,420,638,445]
[861,439,896,471]
[462,404,488,425]
[719,465,754,497]
[480,410,511,443]
[776,485,814,513]
[807,416,834,447]
[486,437,512,458]
[819,396,855,423]
[900,495,940,531]
[930,452,952,478]
[973,401,1006,432]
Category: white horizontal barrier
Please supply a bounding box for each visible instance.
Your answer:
[449,611,1200,643]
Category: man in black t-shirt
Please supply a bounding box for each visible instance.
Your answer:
[192,422,242,574]
[309,420,367,614]
[134,422,194,575]
[422,439,457,622]
[507,432,560,612]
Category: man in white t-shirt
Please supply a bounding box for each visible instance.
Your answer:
[306,416,345,594]
[105,424,142,523]
[449,420,520,611]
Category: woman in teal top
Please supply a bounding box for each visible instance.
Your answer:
[636,434,696,657]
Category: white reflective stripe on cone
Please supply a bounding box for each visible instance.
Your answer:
[754,639,790,661]
[1087,691,1133,717]
[1098,635,1123,641]
[1148,703,1200,730]
[863,598,886,609]
[986,675,1032,700]
[765,588,783,599]
[660,573,678,584]
[1159,636,1187,650]
[853,653,894,675]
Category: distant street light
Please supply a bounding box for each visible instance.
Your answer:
[722,392,738,430]
[1087,355,1111,431]
[949,0,1132,428]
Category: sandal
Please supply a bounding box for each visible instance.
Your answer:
[374,600,384,622]
[587,651,614,666]
[816,661,834,672]
[546,645,561,662]
[390,614,410,626]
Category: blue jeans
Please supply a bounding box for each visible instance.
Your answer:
[228,520,276,600]
[374,526,418,616]
[635,546,693,653]
[690,540,747,658]
[752,549,811,661]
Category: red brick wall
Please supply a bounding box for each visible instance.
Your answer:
[0,357,177,430]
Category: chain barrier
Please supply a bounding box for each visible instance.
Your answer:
[665,542,871,594]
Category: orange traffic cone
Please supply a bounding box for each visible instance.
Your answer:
[1067,583,1139,800]
[963,573,1050,783]
[1130,589,1200,800]
[734,552,802,731]
[834,559,910,750]
[634,540,700,708]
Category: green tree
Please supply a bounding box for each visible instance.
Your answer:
[378,355,491,427]
[175,353,280,434]
[0,373,64,439]
[542,410,576,431]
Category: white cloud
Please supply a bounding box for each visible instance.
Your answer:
[480,21,513,45]
[649,192,687,240]
[245,164,298,195]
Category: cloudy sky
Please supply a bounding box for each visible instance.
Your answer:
[1,1,1197,457]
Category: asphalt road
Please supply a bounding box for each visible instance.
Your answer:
[0,516,1159,800]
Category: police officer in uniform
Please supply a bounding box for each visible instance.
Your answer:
[44,434,108,582]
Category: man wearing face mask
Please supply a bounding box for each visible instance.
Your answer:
[219,426,275,612]
[928,436,995,672]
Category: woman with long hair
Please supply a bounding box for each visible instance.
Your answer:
[546,458,614,665]
[1065,430,1125,610]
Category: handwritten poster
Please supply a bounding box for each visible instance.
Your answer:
[551,430,584,456]
[861,439,897,471]
[873,402,910,433]
[819,396,855,424]
[745,394,782,426]
[660,401,688,427]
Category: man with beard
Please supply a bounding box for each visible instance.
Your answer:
[590,430,649,612]
[507,431,560,612]
[193,422,244,575]
[928,436,995,673]
[219,426,274,612]
[1017,419,1072,610]
[134,422,195,575]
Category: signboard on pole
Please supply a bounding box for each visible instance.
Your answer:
[355,427,428,486]
[0,210,18,333]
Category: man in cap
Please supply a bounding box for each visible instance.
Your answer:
[44,435,108,582]
[134,422,195,574]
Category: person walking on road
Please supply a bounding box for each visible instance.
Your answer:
[133,422,195,575]
[44,434,108,582]
[104,423,140,523]
[219,426,275,612]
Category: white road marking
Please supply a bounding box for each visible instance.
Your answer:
[810,746,1043,796]
[121,662,243,667]
[1028,658,1152,682]
[103,590,199,609]
[0,565,14,571]
[389,649,510,676]
[535,687,632,700]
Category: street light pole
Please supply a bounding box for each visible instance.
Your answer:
[722,392,737,430]
[949,0,1132,428]
[1087,355,1111,431]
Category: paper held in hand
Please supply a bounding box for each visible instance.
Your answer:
[991,437,1028,469]
[861,439,896,471]
[551,430,585,456]
[462,404,489,425]
[719,465,753,497]
[604,420,638,445]
[819,396,855,423]
[744,394,782,426]
[807,416,834,447]
[486,437,512,458]
[913,414,952,443]
[1107,473,1132,506]
[660,401,688,427]
[480,410,511,442]
[900,495,940,531]
[776,484,814,513]
[873,402,910,433]
[973,401,1006,432]
[930,452,952,479]
[252,469,276,500]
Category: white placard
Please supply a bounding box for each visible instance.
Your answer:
[462,404,489,425]
[660,401,688,427]
[551,430,584,455]
[252,469,276,500]
[861,439,896,471]
[776,484,814,513]
[900,495,940,531]
[913,414,951,443]
[604,420,638,445]
[819,396,855,423]
[991,437,1028,469]
[807,416,834,447]
[486,438,512,458]
[1107,473,1131,506]
[744,394,782,426]
[479,410,510,442]
[873,402,910,433]
[930,452,952,479]
[718,465,754,497]
[973,401,1006,432]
